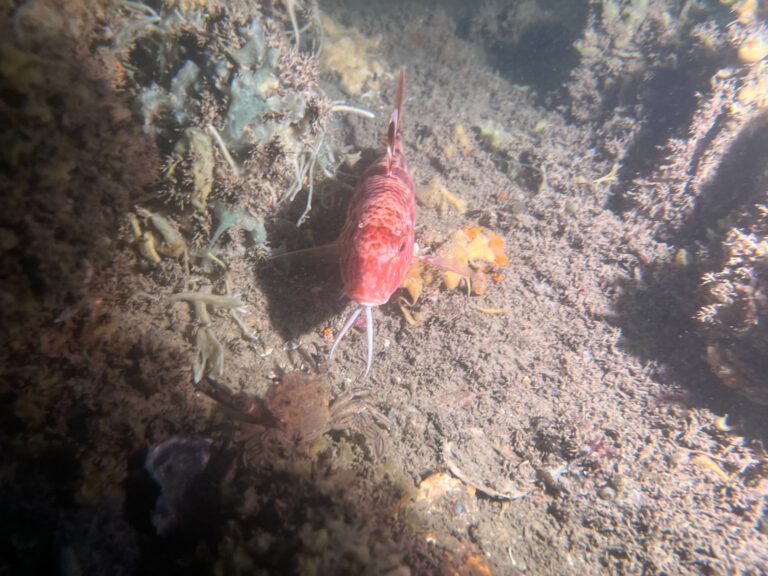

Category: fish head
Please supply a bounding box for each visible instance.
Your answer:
[340,223,415,306]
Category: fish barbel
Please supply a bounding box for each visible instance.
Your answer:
[329,67,415,378]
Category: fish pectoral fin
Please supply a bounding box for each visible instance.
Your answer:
[416,253,472,277]
[266,240,339,262]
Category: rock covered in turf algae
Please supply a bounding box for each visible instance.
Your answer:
[114,1,327,212]
[697,203,768,405]
[133,10,301,150]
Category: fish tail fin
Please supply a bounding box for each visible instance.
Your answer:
[386,67,406,174]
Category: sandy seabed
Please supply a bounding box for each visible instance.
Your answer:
[1,0,767,574]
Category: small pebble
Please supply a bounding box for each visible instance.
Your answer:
[668,451,687,468]
[598,486,616,501]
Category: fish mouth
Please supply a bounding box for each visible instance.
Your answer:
[340,282,385,306]
[341,270,391,305]
[345,285,390,306]
[351,297,387,307]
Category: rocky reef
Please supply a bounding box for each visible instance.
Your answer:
[612,0,768,403]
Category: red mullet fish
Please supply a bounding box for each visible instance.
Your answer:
[329,68,415,378]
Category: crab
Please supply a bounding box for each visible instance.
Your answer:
[197,350,392,459]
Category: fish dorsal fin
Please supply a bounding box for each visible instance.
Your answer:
[385,67,406,176]
[394,67,405,132]
[386,110,397,176]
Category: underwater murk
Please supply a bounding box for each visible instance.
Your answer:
[1,0,767,574]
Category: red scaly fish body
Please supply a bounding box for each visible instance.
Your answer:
[330,68,414,377]
[338,128,415,305]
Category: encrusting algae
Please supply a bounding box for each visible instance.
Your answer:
[416,176,467,216]
[400,224,509,323]
[437,225,508,294]
[320,13,385,96]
